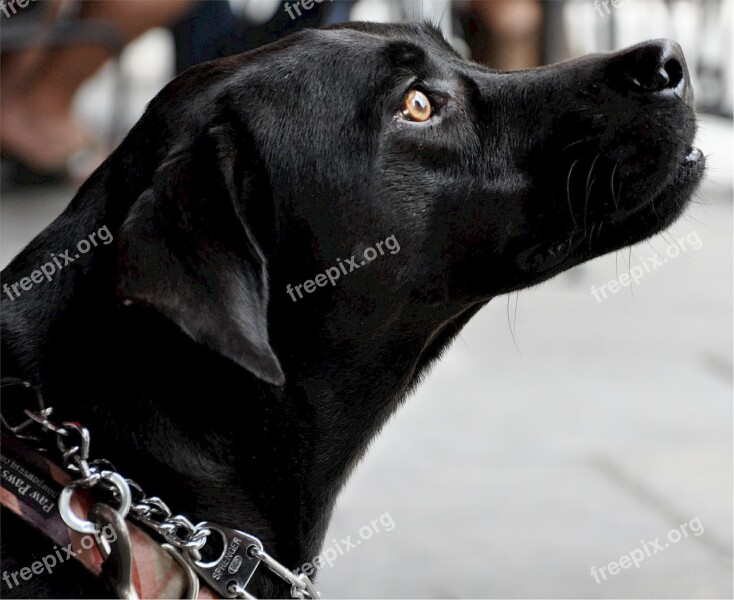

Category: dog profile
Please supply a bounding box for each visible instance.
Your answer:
[1,23,704,597]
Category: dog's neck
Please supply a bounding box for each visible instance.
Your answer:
[1,182,481,588]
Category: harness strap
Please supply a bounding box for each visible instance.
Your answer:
[0,435,216,599]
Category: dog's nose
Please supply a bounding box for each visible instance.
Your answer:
[612,39,692,103]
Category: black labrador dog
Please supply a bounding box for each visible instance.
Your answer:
[1,23,704,598]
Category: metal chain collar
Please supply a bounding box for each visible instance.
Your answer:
[0,378,319,600]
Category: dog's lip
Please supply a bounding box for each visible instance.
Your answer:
[668,144,706,189]
[514,236,581,273]
[606,145,704,224]
[596,145,705,241]
[516,146,704,275]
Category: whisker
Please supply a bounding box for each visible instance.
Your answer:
[627,247,635,304]
[588,223,596,251]
[683,213,706,227]
[506,294,522,356]
[583,154,601,236]
[650,198,661,225]
[561,137,597,152]
[646,240,661,255]
[583,177,597,236]
[585,154,601,198]
[610,162,619,209]
[660,230,675,247]
[566,159,580,228]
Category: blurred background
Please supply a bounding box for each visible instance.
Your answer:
[1,0,731,597]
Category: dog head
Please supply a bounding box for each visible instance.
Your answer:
[115,23,704,384]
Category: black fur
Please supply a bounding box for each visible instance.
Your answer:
[1,23,704,597]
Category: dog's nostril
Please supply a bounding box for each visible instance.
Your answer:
[640,66,671,92]
[612,39,692,103]
[663,58,684,90]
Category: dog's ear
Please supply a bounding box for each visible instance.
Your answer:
[117,125,284,386]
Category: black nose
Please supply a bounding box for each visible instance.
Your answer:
[612,39,692,103]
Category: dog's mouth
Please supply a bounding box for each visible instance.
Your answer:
[515,144,705,276]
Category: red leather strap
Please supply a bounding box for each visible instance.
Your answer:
[0,436,216,598]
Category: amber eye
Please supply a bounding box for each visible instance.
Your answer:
[402,90,432,122]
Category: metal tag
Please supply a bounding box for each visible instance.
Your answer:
[183,522,263,598]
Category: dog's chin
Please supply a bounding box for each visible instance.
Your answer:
[515,147,705,280]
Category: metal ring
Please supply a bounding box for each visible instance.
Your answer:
[0,378,48,438]
[59,471,132,534]
[124,478,145,504]
[189,525,227,568]
[184,528,210,551]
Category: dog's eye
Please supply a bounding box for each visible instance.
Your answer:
[402,90,432,122]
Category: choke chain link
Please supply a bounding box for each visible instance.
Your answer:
[0,378,211,552]
[0,378,320,599]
